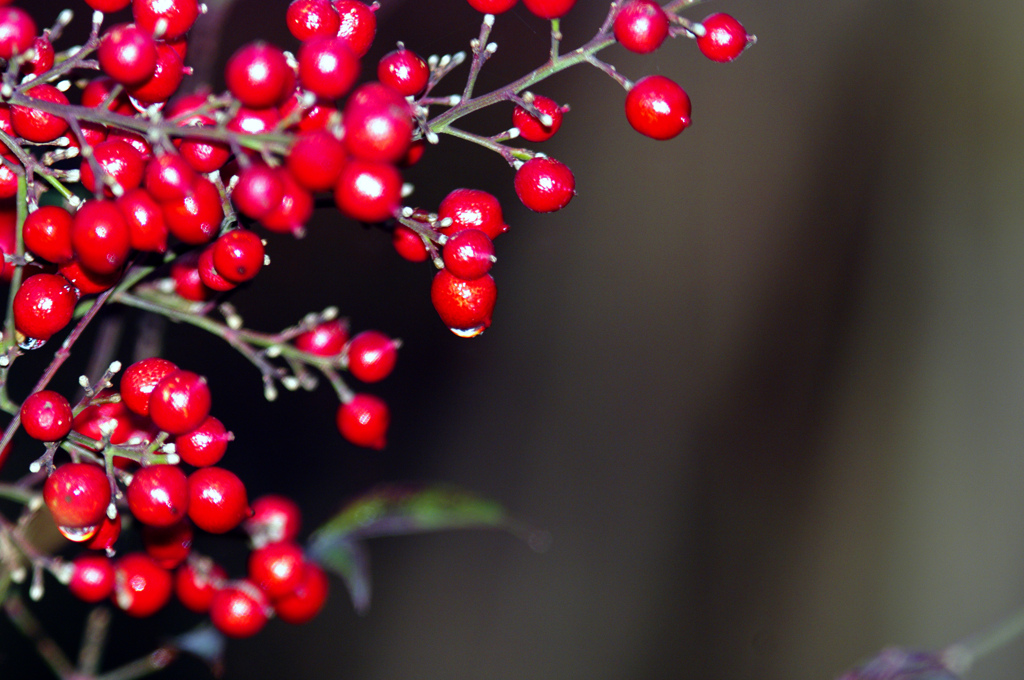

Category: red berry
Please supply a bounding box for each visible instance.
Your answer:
[125,42,185,105]
[80,139,146,197]
[466,0,518,13]
[210,580,269,638]
[24,35,55,76]
[625,74,691,140]
[378,48,429,97]
[117,188,168,253]
[336,393,389,449]
[0,7,35,60]
[86,513,122,551]
[279,91,338,133]
[273,562,329,624]
[298,37,360,101]
[333,0,376,57]
[295,319,348,356]
[82,76,134,115]
[187,466,250,534]
[287,0,341,41]
[170,250,211,302]
[149,370,211,435]
[113,553,173,617]
[13,273,79,342]
[69,554,115,603]
[141,519,193,569]
[514,157,575,212]
[512,94,565,143]
[437,188,507,239]
[442,229,495,280]
[225,42,294,109]
[162,176,224,244]
[227,106,280,136]
[144,153,198,202]
[211,229,264,283]
[259,168,314,235]
[244,494,302,548]
[232,164,283,220]
[87,0,132,10]
[431,269,497,336]
[71,200,132,276]
[11,85,69,143]
[128,464,190,527]
[98,24,158,86]
[334,159,402,223]
[132,0,200,40]
[613,0,670,54]
[287,130,347,193]
[175,557,227,612]
[21,390,72,441]
[522,0,575,19]
[344,83,414,164]
[346,330,398,383]
[249,541,306,599]
[177,120,231,173]
[175,415,231,467]
[59,260,122,295]
[44,463,111,532]
[121,357,179,416]
[391,224,428,262]
[73,391,152,449]
[697,13,752,63]
[23,206,73,264]
[198,245,237,292]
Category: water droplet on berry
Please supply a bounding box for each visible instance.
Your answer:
[449,325,486,338]
[58,524,99,542]
[19,337,46,350]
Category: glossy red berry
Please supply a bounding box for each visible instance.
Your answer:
[69,554,115,603]
[336,393,389,449]
[74,393,155,452]
[514,157,575,212]
[346,330,398,383]
[59,260,122,296]
[442,229,495,280]
[227,106,281,136]
[287,0,341,41]
[287,130,347,192]
[113,552,173,617]
[334,159,403,223]
[175,557,227,612]
[187,466,250,534]
[625,74,691,140]
[249,541,306,598]
[467,0,518,13]
[121,357,178,416]
[125,42,185,105]
[232,164,283,220]
[175,415,231,467]
[210,580,269,638]
[21,390,72,441]
[149,370,211,435]
[170,250,210,302]
[128,464,190,527]
[437,188,507,239]
[280,91,339,133]
[273,562,329,624]
[211,229,264,283]
[344,83,414,164]
[259,168,314,234]
[512,94,566,143]
[198,245,237,293]
[44,463,111,531]
[378,48,429,97]
[431,269,497,336]
[244,494,302,547]
[522,0,575,19]
[98,23,158,86]
[0,7,35,60]
[391,224,428,262]
[71,200,132,276]
[23,206,73,264]
[298,37,360,101]
[177,119,231,173]
[80,139,146,197]
[333,0,376,57]
[82,76,134,115]
[226,42,294,109]
[117,188,168,252]
[162,177,224,244]
[132,0,200,40]
[295,319,348,356]
[11,85,69,143]
[614,0,669,54]
[24,35,55,76]
[697,13,752,63]
[144,153,198,202]
[141,519,193,569]
[13,273,79,342]
[86,512,122,551]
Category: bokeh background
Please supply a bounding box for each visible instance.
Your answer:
[6,0,1024,679]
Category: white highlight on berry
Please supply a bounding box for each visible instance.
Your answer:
[153,18,169,39]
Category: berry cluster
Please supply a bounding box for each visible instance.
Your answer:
[0,0,753,673]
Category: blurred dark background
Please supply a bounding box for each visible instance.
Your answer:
[6,0,1024,679]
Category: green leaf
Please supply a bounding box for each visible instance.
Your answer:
[307,483,548,614]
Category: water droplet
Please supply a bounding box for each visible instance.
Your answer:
[57,524,99,542]
[449,325,485,338]
[18,336,46,351]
